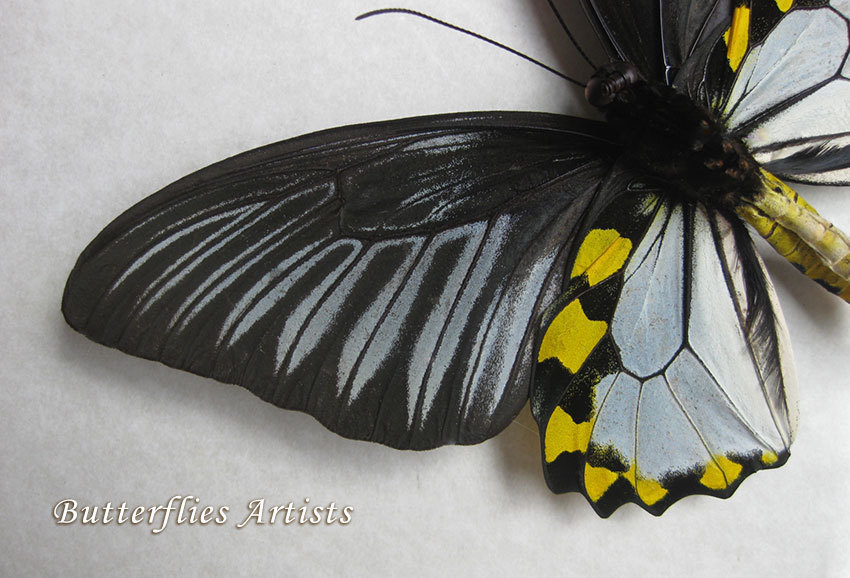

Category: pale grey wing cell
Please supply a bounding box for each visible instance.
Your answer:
[606,201,799,511]
[63,112,613,449]
[536,188,798,516]
[722,2,850,184]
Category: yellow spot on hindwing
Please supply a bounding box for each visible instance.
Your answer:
[700,456,744,490]
[761,451,779,465]
[584,463,620,501]
[537,300,607,372]
[570,229,633,285]
[723,5,751,71]
[620,463,668,506]
[775,0,792,12]
[636,477,668,505]
[583,461,669,506]
[544,407,593,462]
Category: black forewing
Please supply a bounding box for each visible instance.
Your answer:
[581,0,663,80]
[581,0,732,85]
[63,112,616,450]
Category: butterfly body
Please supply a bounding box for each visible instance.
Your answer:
[591,63,761,207]
[62,0,850,517]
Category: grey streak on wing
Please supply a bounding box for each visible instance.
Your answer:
[63,112,613,450]
[245,179,599,449]
[96,175,341,357]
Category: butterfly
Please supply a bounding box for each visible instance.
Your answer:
[61,0,850,517]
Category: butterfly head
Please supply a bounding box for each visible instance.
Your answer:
[584,61,640,107]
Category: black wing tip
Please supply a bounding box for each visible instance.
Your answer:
[61,263,90,335]
[61,243,113,339]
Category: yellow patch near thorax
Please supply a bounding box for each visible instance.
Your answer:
[537,300,607,371]
[724,5,751,71]
[775,0,792,12]
[571,229,633,285]
[544,406,593,462]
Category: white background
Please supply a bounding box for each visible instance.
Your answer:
[3,0,849,575]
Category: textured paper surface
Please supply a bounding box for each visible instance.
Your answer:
[3,1,849,575]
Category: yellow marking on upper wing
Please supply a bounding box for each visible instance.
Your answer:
[537,300,608,371]
[545,407,594,462]
[571,229,633,286]
[700,455,744,490]
[775,0,792,12]
[585,463,620,502]
[724,5,751,71]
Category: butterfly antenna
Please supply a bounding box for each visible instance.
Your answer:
[545,0,596,69]
[357,8,586,88]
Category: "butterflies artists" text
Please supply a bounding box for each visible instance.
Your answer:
[52,495,354,533]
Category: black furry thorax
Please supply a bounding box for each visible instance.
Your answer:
[587,61,763,209]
